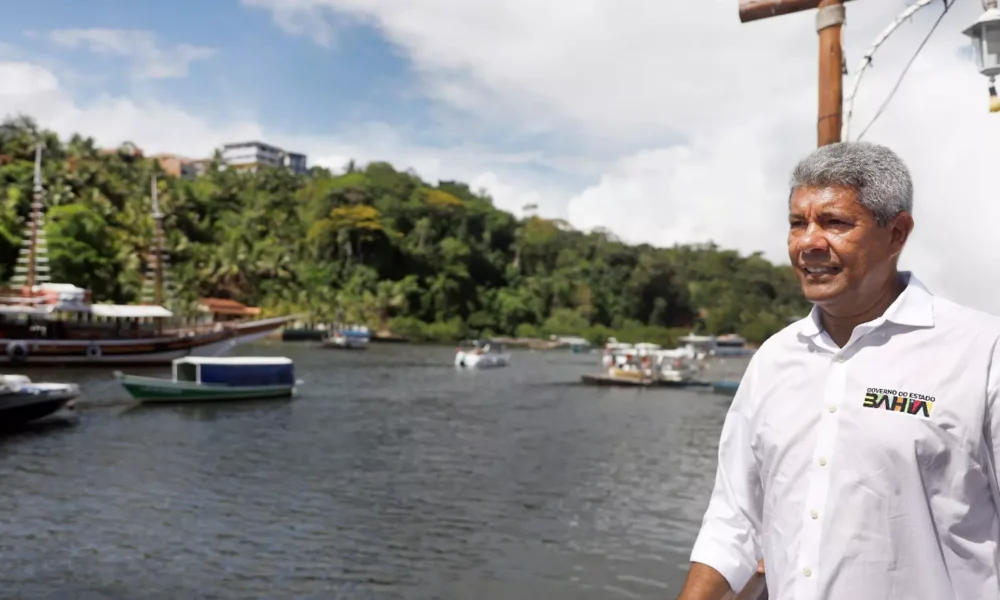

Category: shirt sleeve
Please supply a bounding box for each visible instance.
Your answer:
[983,337,1000,524]
[689,354,764,591]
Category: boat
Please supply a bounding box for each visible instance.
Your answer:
[0,374,79,427]
[114,356,299,403]
[581,351,705,387]
[455,340,510,368]
[551,335,592,353]
[677,333,755,358]
[322,324,371,350]
[281,322,329,342]
[656,353,701,383]
[0,148,294,365]
[711,379,741,395]
[601,339,663,368]
[581,372,654,386]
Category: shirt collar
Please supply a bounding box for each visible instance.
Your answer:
[799,271,934,338]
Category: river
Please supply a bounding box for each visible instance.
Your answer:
[0,342,743,599]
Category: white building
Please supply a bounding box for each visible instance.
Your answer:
[220,141,308,175]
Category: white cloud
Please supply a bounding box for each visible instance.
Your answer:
[244,0,1000,312]
[44,29,215,79]
[241,0,358,47]
[0,62,259,157]
[4,1,1000,313]
[0,61,553,217]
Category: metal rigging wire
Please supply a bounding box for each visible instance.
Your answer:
[842,0,956,141]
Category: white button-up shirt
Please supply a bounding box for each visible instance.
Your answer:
[690,273,1000,600]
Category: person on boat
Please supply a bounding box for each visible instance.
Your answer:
[678,141,1000,600]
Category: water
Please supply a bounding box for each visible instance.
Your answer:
[0,343,739,599]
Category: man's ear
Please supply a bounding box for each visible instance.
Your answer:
[888,212,914,258]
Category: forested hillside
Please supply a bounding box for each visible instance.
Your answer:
[0,117,809,345]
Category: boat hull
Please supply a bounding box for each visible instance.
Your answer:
[712,380,741,395]
[0,316,291,365]
[455,351,510,368]
[0,383,80,427]
[117,374,294,403]
[322,337,369,350]
[581,373,653,386]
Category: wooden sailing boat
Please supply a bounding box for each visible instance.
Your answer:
[0,148,293,364]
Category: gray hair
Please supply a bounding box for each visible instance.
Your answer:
[789,141,913,226]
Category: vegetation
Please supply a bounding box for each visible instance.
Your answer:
[0,117,810,345]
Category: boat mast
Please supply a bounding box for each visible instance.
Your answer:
[140,174,170,308]
[151,176,164,306]
[11,144,51,293]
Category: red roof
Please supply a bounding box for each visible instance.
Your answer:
[198,297,261,316]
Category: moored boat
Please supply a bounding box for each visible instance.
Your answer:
[455,340,510,368]
[581,350,705,388]
[711,379,741,395]
[114,356,299,403]
[322,325,371,350]
[0,374,79,427]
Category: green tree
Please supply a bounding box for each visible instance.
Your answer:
[0,115,810,344]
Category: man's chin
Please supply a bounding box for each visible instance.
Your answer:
[799,281,846,304]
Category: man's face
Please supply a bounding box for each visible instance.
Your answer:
[787,185,912,311]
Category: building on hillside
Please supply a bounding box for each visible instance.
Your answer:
[197,297,262,323]
[220,141,308,175]
[283,151,307,174]
[152,154,200,180]
[99,141,144,161]
[189,159,210,177]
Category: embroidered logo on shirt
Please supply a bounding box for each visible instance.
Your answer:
[862,387,936,418]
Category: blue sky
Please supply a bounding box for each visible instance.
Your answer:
[6,0,435,141]
[2,0,1000,309]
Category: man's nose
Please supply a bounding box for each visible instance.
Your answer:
[796,222,830,253]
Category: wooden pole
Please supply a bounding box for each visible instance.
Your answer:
[817,0,845,146]
[739,0,847,147]
[725,5,848,597]
[739,0,853,23]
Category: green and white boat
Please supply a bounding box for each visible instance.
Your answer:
[114,356,300,403]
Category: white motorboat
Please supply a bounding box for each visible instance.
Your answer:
[455,340,510,369]
[654,353,700,383]
[0,374,79,426]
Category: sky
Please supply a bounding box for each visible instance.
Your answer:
[1,0,999,311]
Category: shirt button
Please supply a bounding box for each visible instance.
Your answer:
[818,457,827,466]
[810,509,819,519]
[836,355,845,363]
[828,405,837,413]
[803,567,812,577]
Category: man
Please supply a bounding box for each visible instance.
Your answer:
[677,141,1000,600]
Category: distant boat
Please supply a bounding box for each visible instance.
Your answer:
[455,340,510,369]
[582,352,704,388]
[0,374,79,426]
[711,380,741,396]
[282,324,328,342]
[114,356,299,403]
[677,333,754,358]
[322,324,371,350]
